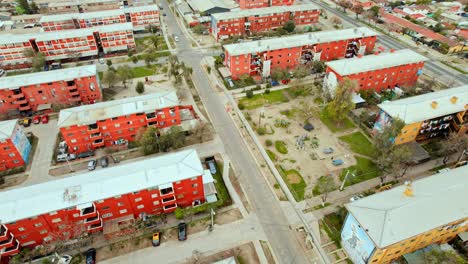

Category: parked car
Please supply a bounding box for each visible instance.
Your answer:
[178,222,187,241]
[33,115,41,124]
[22,118,31,127]
[322,147,334,154]
[57,154,69,162]
[51,62,62,70]
[58,141,68,154]
[350,194,364,202]
[270,80,279,86]
[152,232,161,246]
[207,160,216,175]
[41,114,49,124]
[77,151,94,159]
[85,248,96,264]
[58,255,73,264]
[87,160,97,171]
[98,58,105,64]
[163,13,167,16]
[100,156,109,168]
[332,159,344,166]
[174,35,180,42]
[0,69,5,77]
[68,153,76,161]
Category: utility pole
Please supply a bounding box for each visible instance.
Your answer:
[340,170,355,191]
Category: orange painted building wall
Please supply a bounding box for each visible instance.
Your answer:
[0,40,34,70]
[238,0,294,9]
[0,140,25,171]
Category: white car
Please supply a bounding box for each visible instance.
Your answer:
[58,255,72,264]
[0,69,5,77]
[99,58,105,64]
[174,36,179,42]
[349,194,364,202]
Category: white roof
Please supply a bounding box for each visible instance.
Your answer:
[211,3,319,21]
[0,65,97,90]
[40,5,158,23]
[57,91,179,127]
[0,33,35,45]
[345,166,468,248]
[187,0,236,12]
[0,119,17,140]
[224,27,379,56]
[378,85,468,124]
[325,49,429,76]
[0,149,208,224]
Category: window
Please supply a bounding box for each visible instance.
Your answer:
[52,218,62,223]
[34,223,43,228]
[117,202,124,207]
[102,213,113,218]
[8,153,15,157]
[151,193,158,198]
[153,201,160,205]
[120,209,128,214]
[193,191,199,195]
[137,205,144,209]
[40,230,48,234]
[192,183,198,188]
[43,236,52,242]
[18,227,25,232]
[134,197,142,202]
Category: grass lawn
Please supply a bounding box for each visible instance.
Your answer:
[212,163,232,206]
[275,140,288,154]
[339,132,376,158]
[322,208,347,247]
[131,65,159,78]
[319,108,355,133]
[239,90,288,110]
[135,36,168,51]
[339,156,381,187]
[278,167,306,201]
[266,149,277,161]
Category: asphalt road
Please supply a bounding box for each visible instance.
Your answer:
[161,1,313,263]
[307,0,468,85]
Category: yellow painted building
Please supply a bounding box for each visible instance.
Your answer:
[375,85,468,145]
[341,166,468,264]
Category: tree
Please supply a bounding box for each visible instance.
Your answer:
[149,35,160,50]
[330,16,343,27]
[193,122,211,143]
[116,65,134,88]
[102,70,119,88]
[432,9,442,21]
[136,127,159,155]
[297,100,319,122]
[283,20,296,33]
[312,61,326,73]
[159,126,186,152]
[369,6,380,19]
[135,81,145,94]
[143,53,156,67]
[292,65,309,79]
[373,118,413,183]
[437,134,468,165]
[16,0,32,14]
[192,25,204,34]
[270,68,289,81]
[246,90,254,98]
[30,52,46,72]
[338,0,352,12]
[106,59,112,67]
[30,1,39,13]
[316,176,336,206]
[352,4,364,19]
[326,78,356,125]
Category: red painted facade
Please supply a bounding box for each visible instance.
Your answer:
[0,150,210,258]
[0,120,31,172]
[59,95,196,154]
[237,0,294,9]
[0,139,25,172]
[0,24,135,70]
[0,66,101,116]
[40,6,160,32]
[211,4,320,41]
[325,51,427,92]
[224,28,378,79]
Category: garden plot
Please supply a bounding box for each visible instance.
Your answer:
[244,99,356,201]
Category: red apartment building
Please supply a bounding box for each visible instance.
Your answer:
[324,49,428,93]
[0,120,32,172]
[237,0,294,9]
[58,91,198,154]
[40,5,160,32]
[223,27,379,79]
[36,0,123,14]
[211,4,321,41]
[0,23,135,70]
[0,149,218,259]
[0,65,101,117]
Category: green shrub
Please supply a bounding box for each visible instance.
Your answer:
[265,89,271,94]
[174,207,184,219]
[246,90,254,98]
[254,85,261,91]
[265,139,273,146]
[238,102,245,110]
[257,127,266,135]
[266,83,272,88]
[275,140,288,154]
[206,66,211,74]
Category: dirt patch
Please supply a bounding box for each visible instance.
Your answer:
[182,242,260,264]
[0,174,27,190]
[287,171,302,184]
[229,168,252,213]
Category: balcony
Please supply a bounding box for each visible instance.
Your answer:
[159,186,174,197]
[19,105,31,111]
[66,85,77,91]
[0,233,14,249]
[162,195,176,204]
[84,212,101,226]
[163,203,177,212]
[88,123,99,133]
[70,96,81,102]
[69,90,80,97]
[15,99,28,105]
[79,203,97,218]
[92,139,104,147]
[12,93,25,99]
[87,220,103,233]
[2,239,20,257]
[0,225,7,241]
[89,132,102,139]
[146,112,157,121]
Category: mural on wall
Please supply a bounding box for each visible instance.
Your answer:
[372,110,392,135]
[341,214,376,264]
[11,125,31,163]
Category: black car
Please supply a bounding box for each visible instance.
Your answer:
[178,222,187,241]
[100,156,109,168]
[85,248,96,264]
[77,151,94,159]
